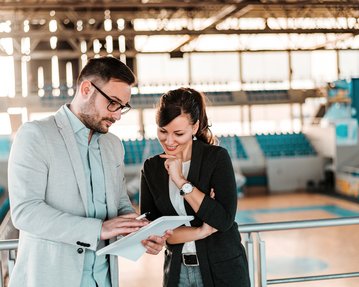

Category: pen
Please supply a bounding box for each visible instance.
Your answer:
[136,212,150,220]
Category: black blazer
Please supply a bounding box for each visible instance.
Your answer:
[140,140,250,287]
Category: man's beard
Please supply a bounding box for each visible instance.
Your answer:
[78,96,115,134]
[80,113,115,134]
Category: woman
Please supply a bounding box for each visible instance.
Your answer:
[140,87,250,287]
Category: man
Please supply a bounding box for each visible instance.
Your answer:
[8,56,169,287]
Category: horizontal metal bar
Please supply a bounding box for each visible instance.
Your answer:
[268,272,359,284]
[0,240,18,251]
[238,216,359,233]
[5,217,358,250]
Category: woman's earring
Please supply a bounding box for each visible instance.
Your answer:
[192,135,197,141]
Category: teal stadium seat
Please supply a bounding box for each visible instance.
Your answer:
[123,136,250,167]
[256,133,316,158]
[0,136,11,161]
[0,198,9,223]
[122,139,146,165]
[0,186,9,223]
[218,136,248,160]
[247,90,289,103]
[122,138,164,165]
[143,138,163,159]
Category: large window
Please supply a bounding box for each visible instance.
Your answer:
[207,106,244,136]
[291,51,315,89]
[240,52,289,90]
[110,109,141,140]
[190,53,240,91]
[136,54,189,92]
[311,51,338,85]
[143,108,157,139]
[0,56,15,97]
[0,113,11,135]
[339,50,359,79]
[250,104,300,135]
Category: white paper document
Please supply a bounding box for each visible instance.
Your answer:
[96,215,194,261]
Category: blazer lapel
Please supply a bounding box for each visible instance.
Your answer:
[185,140,204,214]
[54,106,89,216]
[187,140,203,184]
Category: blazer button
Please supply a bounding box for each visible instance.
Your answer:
[77,248,84,254]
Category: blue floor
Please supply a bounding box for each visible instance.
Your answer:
[236,204,359,224]
[236,204,359,278]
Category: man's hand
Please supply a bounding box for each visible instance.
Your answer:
[100,213,148,240]
[141,230,173,255]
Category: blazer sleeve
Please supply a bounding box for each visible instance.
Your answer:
[196,148,238,232]
[8,122,102,251]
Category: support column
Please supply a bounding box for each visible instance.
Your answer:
[299,103,304,131]
[288,50,293,89]
[187,53,192,86]
[138,108,145,139]
[290,103,294,131]
[336,49,341,79]
[123,20,136,74]
[248,105,252,135]
[13,58,22,98]
[239,52,244,89]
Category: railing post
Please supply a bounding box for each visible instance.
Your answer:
[258,234,267,287]
[245,233,255,287]
[0,259,3,287]
[8,250,16,277]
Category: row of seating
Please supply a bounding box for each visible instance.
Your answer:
[0,186,9,224]
[246,90,290,102]
[39,90,232,104]
[217,135,248,160]
[122,136,248,165]
[122,133,317,165]
[38,87,293,104]
[0,198,9,224]
[0,137,11,161]
[0,133,317,164]
[256,133,317,157]
[205,91,233,103]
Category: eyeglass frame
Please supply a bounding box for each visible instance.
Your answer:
[90,81,132,114]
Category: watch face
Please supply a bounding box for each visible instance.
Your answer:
[181,183,194,194]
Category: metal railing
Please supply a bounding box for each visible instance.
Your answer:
[1,216,359,287]
[0,240,17,287]
[239,216,359,287]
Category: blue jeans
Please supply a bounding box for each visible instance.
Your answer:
[178,263,204,287]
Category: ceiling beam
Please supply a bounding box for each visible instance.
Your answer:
[0,1,358,10]
[2,28,358,39]
[170,3,254,52]
[7,46,359,61]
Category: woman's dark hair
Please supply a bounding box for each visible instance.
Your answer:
[77,56,136,86]
[156,87,216,145]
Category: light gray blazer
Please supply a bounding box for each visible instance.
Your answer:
[8,105,134,287]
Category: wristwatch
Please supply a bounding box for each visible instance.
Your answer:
[180,182,194,196]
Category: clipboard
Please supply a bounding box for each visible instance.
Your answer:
[96,215,194,261]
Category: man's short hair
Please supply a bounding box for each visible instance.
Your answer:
[77,56,136,86]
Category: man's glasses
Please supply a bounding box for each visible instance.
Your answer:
[90,81,131,114]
